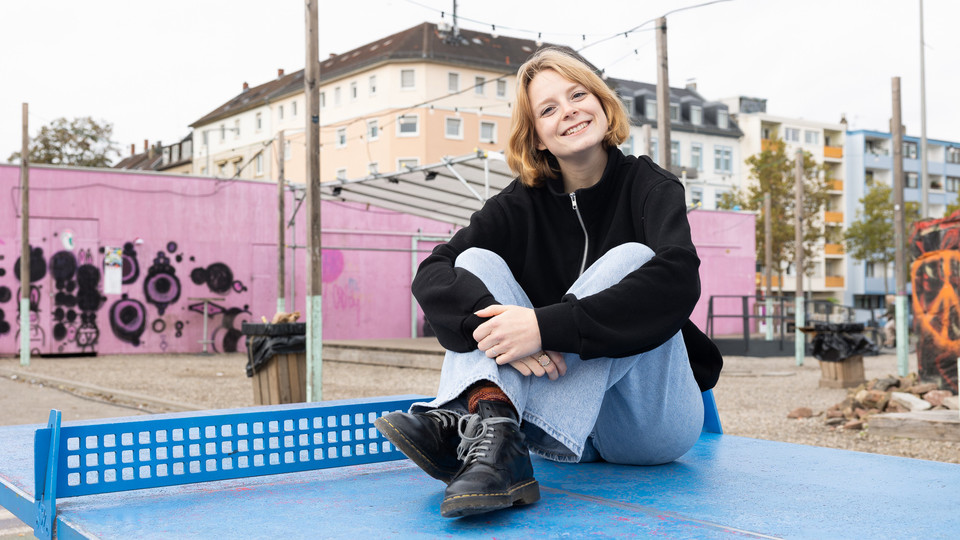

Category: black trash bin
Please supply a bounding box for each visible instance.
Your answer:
[241,322,307,405]
[805,323,877,388]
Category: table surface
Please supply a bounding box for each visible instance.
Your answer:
[2,410,960,539]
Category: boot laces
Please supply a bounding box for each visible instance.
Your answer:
[423,408,461,430]
[455,414,520,464]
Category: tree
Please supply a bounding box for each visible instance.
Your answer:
[844,182,920,294]
[7,116,120,167]
[718,138,830,293]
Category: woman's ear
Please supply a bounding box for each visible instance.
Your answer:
[536,138,547,151]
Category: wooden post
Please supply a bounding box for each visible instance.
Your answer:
[277,130,286,315]
[794,148,804,366]
[655,16,671,172]
[20,103,30,366]
[304,0,323,401]
[892,76,908,376]
[764,192,774,340]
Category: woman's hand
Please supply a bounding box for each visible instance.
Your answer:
[473,305,567,379]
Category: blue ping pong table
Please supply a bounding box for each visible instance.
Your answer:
[1,392,958,539]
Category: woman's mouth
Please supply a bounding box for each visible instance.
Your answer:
[562,121,590,136]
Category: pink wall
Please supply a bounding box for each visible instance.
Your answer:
[0,164,753,356]
[688,210,756,335]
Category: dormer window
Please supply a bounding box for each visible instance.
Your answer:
[691,106,702,126]
[622,96,634,115]
[717,109,729,129]
[645,99,657,120]
[669,104,680,122]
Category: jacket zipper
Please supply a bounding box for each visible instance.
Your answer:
[570,193,589,276]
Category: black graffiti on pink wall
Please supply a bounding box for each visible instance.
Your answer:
[49,250,105,353]
[110,294,146,346]
[13,247,47,352]
[191,263,247,294]
[143,252,181,316]
[188,300,250,353]
[122,242,139,284]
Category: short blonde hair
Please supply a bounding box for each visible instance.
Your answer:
[507,48,630,187]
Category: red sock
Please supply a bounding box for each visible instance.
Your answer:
[466,382,514,414]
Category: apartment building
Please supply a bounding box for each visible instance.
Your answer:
[189,22,564,184]
[844,130,960,310]
[724,97,847,301]
[608,78,743,210]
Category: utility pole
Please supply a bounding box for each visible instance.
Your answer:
[892,77,908,376]
[655,16,671,172]
[304,0,323,401]
[919,0,929,218]
[764,192,774,341]
[277,130,286,315]
[794,149,805,366]
[20,103,30,367]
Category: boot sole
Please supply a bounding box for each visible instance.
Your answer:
[374,415,457,483]
[440,479,541,518]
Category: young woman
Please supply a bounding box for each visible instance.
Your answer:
[375,47,722,519]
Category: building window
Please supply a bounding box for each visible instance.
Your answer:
[496,79,507,98]
[255,154,263,176]
[336,127,347,148]
[334,87,341,106]
[714,145,732,172]
[645,99,657,120]
[650,139,658,162]
[906,172,918,188]
[397,114,419,136]
[804,130,819,144]
[947,147,960,164]
[480,121,496,144]
[401,69,415,89]
[398,158,419,171]
[717,109,729,129]
[622,97,634,115]
[369,75,377,95]
[320,92,326,108]
[669,104,680,122]
[475,76,486,95]
[691,143,703,171]
[336,168,347,180]
[947,177,960,192]
[279,105,284,120]
[292,100,298,116]
[367,120,379,141]
[619,135,634,155]
[217,161,226,176]
[785,127,800,142]
[671,140,680,166]
[448,72,459,93]
[903,141,918,159]
[690,187,703,207]
[220,124,226,141]
[368,162,378,175]
[350,81,358,100]
[256,113,262,131]
[232,159,241,176]
[284,140,291,161]
[691,106,702,126]
[202,131,209,146]
[234,119,240,138]
[445,117,463,139]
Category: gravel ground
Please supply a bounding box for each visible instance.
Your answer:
[1,351,957,464]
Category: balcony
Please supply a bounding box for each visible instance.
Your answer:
[824,146,843,159]
[825,276,845,288]
[755,273,782,289]
[824,243,845,255]
[824,211,844,224]
[829,179,844,191]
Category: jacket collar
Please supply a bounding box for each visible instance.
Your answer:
[545,146,623,203]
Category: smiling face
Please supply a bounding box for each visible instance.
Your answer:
[528,68,609,167]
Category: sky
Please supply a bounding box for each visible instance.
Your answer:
[2,0,958,163]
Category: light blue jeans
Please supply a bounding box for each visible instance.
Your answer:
[413,243,703,464]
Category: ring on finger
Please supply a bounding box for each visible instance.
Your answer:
[538,353,551,367]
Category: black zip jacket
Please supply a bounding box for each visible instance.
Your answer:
[412,146,722,391]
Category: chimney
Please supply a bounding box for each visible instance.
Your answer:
[277,68,284,78]
[148,143,154,160]
[328,53,336,59]
[143,139,148,152]
[242,81,249,92]
[685,79,697,92]
[130,143,136,156]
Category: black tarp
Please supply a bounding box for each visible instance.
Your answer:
[808,323,878,362]
[241,323,306,377]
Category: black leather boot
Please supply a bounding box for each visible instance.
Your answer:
[440,400,540,518]
[374,408,462,483]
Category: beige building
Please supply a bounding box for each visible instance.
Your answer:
[189,23,563,185]
[723,97,847,301]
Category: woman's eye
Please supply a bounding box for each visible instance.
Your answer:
[540,106,555,116]
[572,91,587,100]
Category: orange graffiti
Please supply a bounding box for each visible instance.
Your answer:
[911,251,960,392]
